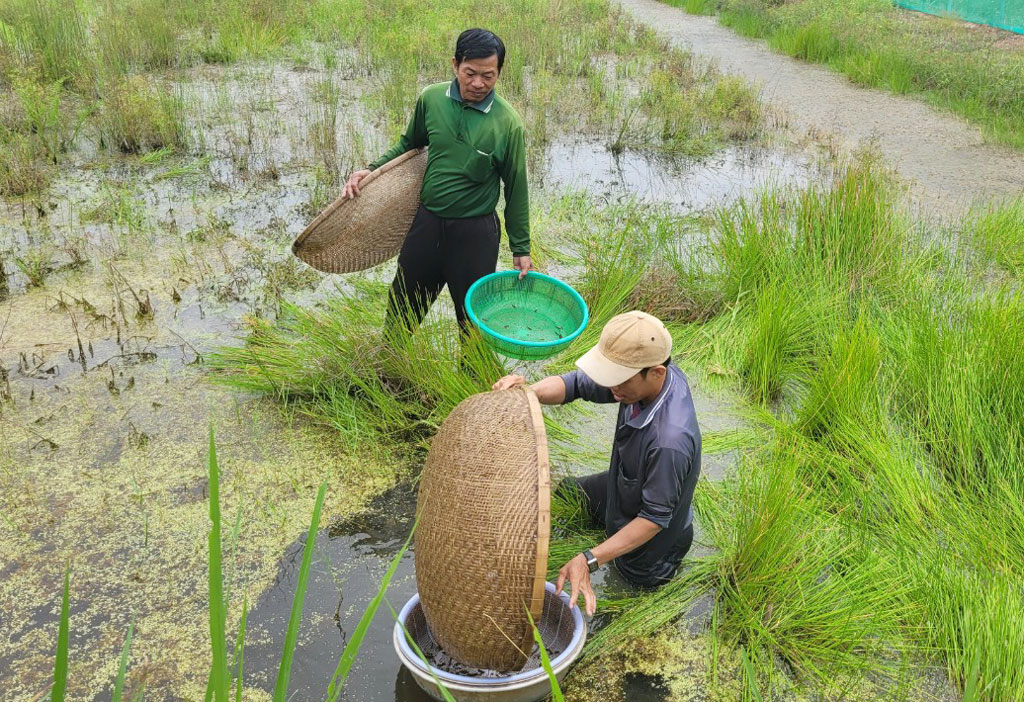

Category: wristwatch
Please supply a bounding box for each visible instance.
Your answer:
[582,549,599,574]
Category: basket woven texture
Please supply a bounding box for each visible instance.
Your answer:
[291,149,427,273]
[466,271,589,360]
[415,387,551,672]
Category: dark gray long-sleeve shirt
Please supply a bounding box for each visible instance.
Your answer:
[560,363,702,584]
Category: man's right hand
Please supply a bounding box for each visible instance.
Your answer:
[342,169,372,199]
[492,374,527,391]
[556,553,597,616]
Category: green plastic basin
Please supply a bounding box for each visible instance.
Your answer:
[465,271,589,360]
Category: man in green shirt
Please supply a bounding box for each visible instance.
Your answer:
[342,28,532,337]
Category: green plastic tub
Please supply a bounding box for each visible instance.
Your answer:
[465,271,589,360]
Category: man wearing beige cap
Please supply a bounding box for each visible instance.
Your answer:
[493,311,701,615]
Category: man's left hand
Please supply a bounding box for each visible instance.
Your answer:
[513,255,532,279]
[492,374,526,391]
[555,553,597,616]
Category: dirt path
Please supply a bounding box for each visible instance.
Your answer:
[618,0,1024,217]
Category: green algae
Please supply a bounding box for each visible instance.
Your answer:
[0,186,396,699]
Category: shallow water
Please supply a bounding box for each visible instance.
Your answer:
[242,484,425,701]
[542,138,812,212]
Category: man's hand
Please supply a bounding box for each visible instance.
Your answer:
[513,254,532,280]
[342,169,371,199]
[556,553,597,616]
[492,374,527,391]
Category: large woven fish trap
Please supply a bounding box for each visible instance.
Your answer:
[292,149,427,274]
[415,387,551,672]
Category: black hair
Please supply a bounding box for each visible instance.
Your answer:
[639,357,672,379]
[455,28,505,71]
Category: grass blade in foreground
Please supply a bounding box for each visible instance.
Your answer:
[233,595,247,702]
[51,565,70,702]
[207,427,230,702]
[388,599,456,702]
[526,606,564,702]
[273,480,327,702]
[111,616,135,702]
[741,647,764,702]
[325,518,417,702]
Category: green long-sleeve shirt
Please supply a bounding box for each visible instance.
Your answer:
[369,80,531,256]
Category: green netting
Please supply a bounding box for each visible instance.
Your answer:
[895,0,1024,34]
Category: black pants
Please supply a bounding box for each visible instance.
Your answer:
[557,473,694,589]
[384,204,500,337]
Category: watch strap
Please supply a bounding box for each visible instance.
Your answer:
[582,549,599,573]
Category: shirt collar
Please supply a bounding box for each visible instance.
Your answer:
[447,78,495,113]
[625,367,676,429]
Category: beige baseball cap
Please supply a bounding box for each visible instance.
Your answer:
[576,311,673,387]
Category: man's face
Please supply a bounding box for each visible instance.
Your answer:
[451,54,500,104]
[608,366,666,405]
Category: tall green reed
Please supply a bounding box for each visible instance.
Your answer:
[273,482,327,701]
[527,607,565,702]
[111,617,135,702]
[206,427,230,702]
[325,516,416,701]
[51,565,70,702]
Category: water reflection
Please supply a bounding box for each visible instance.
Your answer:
[542,138,813,211]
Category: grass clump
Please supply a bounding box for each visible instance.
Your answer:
[209,287,509,459]
[97,75,187,154]
[9,70,85,161]
[888,285,1024,487]
[0,0,89,86]
[0,129,52,195]
[663,0,1024,149]
[710,448,916,687]
[610,154,1024,700]
[739,282,817,405]
[967,197,1024,274]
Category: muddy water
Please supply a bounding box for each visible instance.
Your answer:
[241,484,425,701]
[542,138,813,211]
[616,0,1024,218]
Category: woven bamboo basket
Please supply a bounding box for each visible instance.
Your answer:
[291,149,427,273]
[415,387,551,672]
